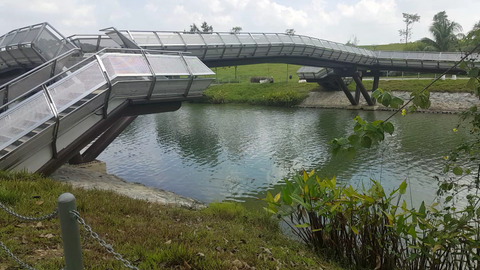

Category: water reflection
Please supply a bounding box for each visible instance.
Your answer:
[98,103,471,207]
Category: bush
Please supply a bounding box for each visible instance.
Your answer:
[265,169,480,270]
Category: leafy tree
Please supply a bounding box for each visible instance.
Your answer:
[201,21,214,33]
[189,23,200,33]
[346,35,359,47]
[230,26,242,34]
[398,13,421,44]
[285,29,295,35]
[421,11,463,51]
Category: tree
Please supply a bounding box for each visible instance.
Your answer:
[346,35,359,47]
[421,11,463,51]
[201,21,214,33]
[398,13,420,44]
[230,26,242,34]
[285,29,295,35]
[189,23,200,33]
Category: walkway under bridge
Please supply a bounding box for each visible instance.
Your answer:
[0,22,478,174]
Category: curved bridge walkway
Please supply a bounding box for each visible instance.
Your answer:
[0,22,478,173]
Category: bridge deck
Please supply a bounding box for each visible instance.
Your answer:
[79,30,479,73]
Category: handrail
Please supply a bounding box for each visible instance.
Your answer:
[0,48,193,112]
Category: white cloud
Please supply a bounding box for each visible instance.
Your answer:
[0,0,479,45]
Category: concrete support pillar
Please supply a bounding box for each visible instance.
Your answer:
[335,76,357,106]
[372,72,380,105]
[352,72,375,106]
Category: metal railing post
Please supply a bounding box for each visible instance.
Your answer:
[179,53,194,97]
[95,55,112,118]
[58,193,84,270]
[141,50,157,100]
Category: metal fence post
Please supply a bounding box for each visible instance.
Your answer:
[58,193,84,270]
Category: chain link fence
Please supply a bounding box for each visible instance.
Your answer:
[0,193,139,270]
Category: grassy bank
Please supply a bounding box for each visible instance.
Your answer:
[347,79,472,93]
[203,82,319,106]
[0,171,340,270]
[359,43,406,51]
[207,64,302,83]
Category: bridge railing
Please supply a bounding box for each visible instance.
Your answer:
[113,30,378,65]
[0,48,80,107]
[0,22,77,71]
[0,48,214,155]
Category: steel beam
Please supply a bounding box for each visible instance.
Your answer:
[80,116,137,163]
[352,72,375,106]
[335,76,357,106]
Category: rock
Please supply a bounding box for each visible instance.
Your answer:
[51,165,206,209]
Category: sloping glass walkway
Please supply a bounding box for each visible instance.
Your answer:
[0,48,214,172]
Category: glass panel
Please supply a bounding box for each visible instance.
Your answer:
[78,38,99,53]
[48,62,106,112]
[11,30,29,44]
[311,38,322,47]
[236,34,255,44]
[99,38,121,49]
[34,29,61,59]
[101,53,151,78]
[278,34,294,43]
[157,33,184,46]
[146,55,189,75]
[251,34,269,44]
[218,34,239,45]
[201,33,223,45]
[290,36,304,44]
[130,32,160,45]
[1,33,15,47]
[24,28,40,43]
[328,42,339,50]
[181,34,204,45]
[185,56,215,75]
[0,92,53,150]
[265,34,281,43]
[300,36,313,46]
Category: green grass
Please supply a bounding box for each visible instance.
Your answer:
[0,171,341,270]
[359,43,407,51]
[202,82,319,106]
[207,63,303,83]
[347,79,473,93]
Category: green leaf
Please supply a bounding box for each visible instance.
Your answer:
[381,92,392,107]
[399,180,407,195]
[408,225,417,239]
[281,187,292,205]
[467,78,477,89]
[390,97,404,109]
[360,136,372,148]
[383,122,395,135]
[351,226,359,234]
[348,134,359,144]
[346,147,356,159]
[372,89,383,99]
[452,167,463,175]
[468,67,479,78]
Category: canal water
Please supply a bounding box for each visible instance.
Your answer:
[98,103,471,207]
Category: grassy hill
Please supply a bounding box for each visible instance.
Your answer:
[207,63,302,83]
[359,43,406,51]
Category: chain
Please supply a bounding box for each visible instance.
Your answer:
[0,201,58,221]
[0,241,37,270]
[71,210,140,270]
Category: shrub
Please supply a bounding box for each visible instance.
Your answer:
[265,169,480,270]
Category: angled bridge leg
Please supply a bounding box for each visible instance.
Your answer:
[352,72,375,106]
[335,76,357,106]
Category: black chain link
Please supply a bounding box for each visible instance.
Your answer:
[71,210,140,270]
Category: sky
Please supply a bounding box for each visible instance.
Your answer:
[0,0,478,45]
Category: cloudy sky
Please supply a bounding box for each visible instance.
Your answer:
[0,0,478,45]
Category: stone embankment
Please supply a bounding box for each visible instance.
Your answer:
[51,162,205,209]
[299,90,480,113]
